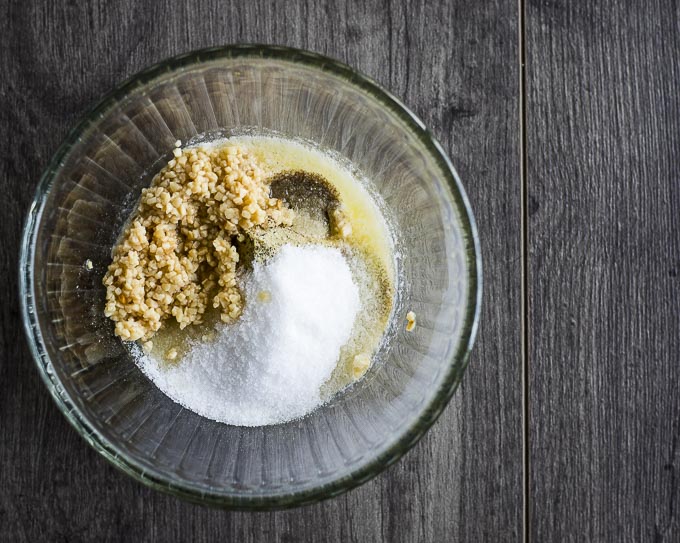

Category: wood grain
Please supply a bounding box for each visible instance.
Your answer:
[526,1,680,540]
[0,0,522,541]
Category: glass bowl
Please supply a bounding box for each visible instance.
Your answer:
[19,45,482,509]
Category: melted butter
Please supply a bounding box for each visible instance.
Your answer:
[147,135,396,393]
[235,136,395,282]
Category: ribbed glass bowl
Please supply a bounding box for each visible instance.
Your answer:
[19,45,481,508]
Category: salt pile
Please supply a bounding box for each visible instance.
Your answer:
[137,244,360,426]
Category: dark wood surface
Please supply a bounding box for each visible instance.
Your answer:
[0,0,522,541]
[4,0,678,541]
[526,1,680,541]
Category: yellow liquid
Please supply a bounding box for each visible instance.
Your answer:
[234,136,395,280]
[150,135,396,393]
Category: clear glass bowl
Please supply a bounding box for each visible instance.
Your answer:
[19,45,482,508]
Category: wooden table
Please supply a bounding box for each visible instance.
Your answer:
[1,1,678,540]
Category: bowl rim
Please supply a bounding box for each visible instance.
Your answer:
[19,44,482,510]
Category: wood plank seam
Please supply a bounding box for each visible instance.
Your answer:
[518,0,530,542]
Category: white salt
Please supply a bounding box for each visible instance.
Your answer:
[136,244,360,426]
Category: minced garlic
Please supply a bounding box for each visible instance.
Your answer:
[165,347,178,361]
[103,144,294,342]
[331,207,352,239]
[351,352,371,379]
[406,310,416,332]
